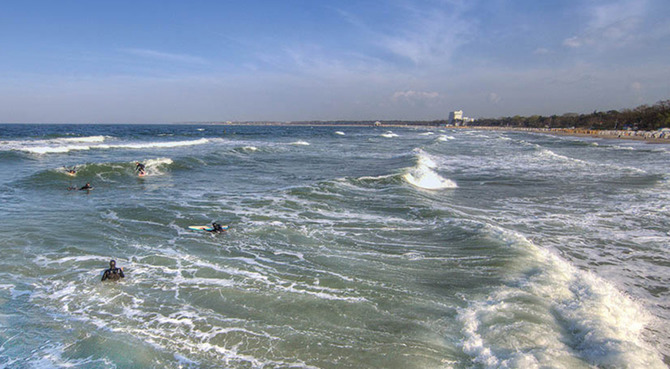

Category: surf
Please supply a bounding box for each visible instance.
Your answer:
[403,149,457,190]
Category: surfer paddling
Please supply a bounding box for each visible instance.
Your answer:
[209,222,226,233]
[67,182,93,191]
[101,260,125,282]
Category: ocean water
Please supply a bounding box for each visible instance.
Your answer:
[0,124,668,368]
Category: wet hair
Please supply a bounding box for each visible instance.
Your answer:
[110,259,116,267]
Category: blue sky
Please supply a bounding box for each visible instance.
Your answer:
[1,0,669,123]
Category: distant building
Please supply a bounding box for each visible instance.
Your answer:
[448,110,474,126]
[448,110,463,124]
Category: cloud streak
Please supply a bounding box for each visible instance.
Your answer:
[377,2,475,66]
[563,0,648,50]
[120,48,209,65]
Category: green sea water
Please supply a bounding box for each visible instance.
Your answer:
[0,124,668,368]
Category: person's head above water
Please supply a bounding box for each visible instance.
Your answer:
[110,259,116,268]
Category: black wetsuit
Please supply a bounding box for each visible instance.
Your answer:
[136,163,146,173]
[80,184,92,190]
[101,267,125,281]
[211,223,225,233]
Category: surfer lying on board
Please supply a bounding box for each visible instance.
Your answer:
[101,259,124,281]
[80,183,93,190]
[64,166,76,175]
[135,162,146,175]
[210,222,226,233]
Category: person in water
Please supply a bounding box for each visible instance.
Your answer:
[79,182,92,190]
[135,162,146,174]
[210,222,226,233]
[101,259,125,281]
[65,166,76,175]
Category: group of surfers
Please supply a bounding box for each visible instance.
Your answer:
[65,162,146,191]
[64,161,226,282]
[101,221,226,282]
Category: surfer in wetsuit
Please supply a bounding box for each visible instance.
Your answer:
[135,162,146,175]
[101,259,125,282]
[79,182,92,190]
[64,166,76,175]
[210,222,226,233]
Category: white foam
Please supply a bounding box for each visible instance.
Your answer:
[458,226,666,368]
[381,131,399,138]
[8,138,209,154]
[335,131,345,136]
[403,150,457,190]
[290,141,310,146]
[60,135,107,143]
[99,138,209,150]
[242,146,258,152]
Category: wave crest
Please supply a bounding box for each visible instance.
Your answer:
[403,150,457,190]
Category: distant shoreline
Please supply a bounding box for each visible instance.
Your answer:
[465,126,670,143]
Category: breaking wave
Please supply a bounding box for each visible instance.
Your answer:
[3,137,209,155]
[403,150,457,190]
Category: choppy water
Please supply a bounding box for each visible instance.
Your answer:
[0,124,668,368]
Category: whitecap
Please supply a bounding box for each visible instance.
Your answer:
[403,150,457,190]
[457,225,666,368]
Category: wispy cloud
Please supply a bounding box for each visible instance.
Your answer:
[391,90,442,106]
[563,0,647,50]
[120,48,209,65]
[377,2,475,65]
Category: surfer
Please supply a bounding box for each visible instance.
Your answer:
[210,222,226,233]
[101,259,125,282]
[135,162,146,175]
[79,182,93,190]
[64,166,76,176]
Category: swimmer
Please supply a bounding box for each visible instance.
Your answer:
[79,182,93,190]
[101,259,125,282]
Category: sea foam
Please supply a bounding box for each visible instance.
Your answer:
[457,226,666,368]
[403,150,457,190]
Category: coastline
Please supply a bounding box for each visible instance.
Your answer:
[464,126,670,144]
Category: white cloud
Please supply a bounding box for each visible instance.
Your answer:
[391,90,442,106]
[630,81,643,92]
[488,92,501,104]
[562,37,582,48]
[563,0,648,50]
[120,48,209,65]
[378,2,474,65]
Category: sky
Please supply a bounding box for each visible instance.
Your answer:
[1,0,669,123]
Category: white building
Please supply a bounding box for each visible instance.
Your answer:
[448,110,463,124]
[449,110,474,126]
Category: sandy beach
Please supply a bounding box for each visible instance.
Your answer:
[466,126,670,143]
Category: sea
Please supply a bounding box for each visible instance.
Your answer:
[0,124,668,369]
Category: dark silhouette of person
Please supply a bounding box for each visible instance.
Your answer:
[101,259,125,282]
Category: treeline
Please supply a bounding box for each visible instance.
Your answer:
[472,100,670,131]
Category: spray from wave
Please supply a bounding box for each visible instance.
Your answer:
[458,226,666,368]
[403,150,457,190]
[139,158,174,176]
[3,137,210,155]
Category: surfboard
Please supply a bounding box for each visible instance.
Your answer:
[138,171,146,177]
[189,225,229,232]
